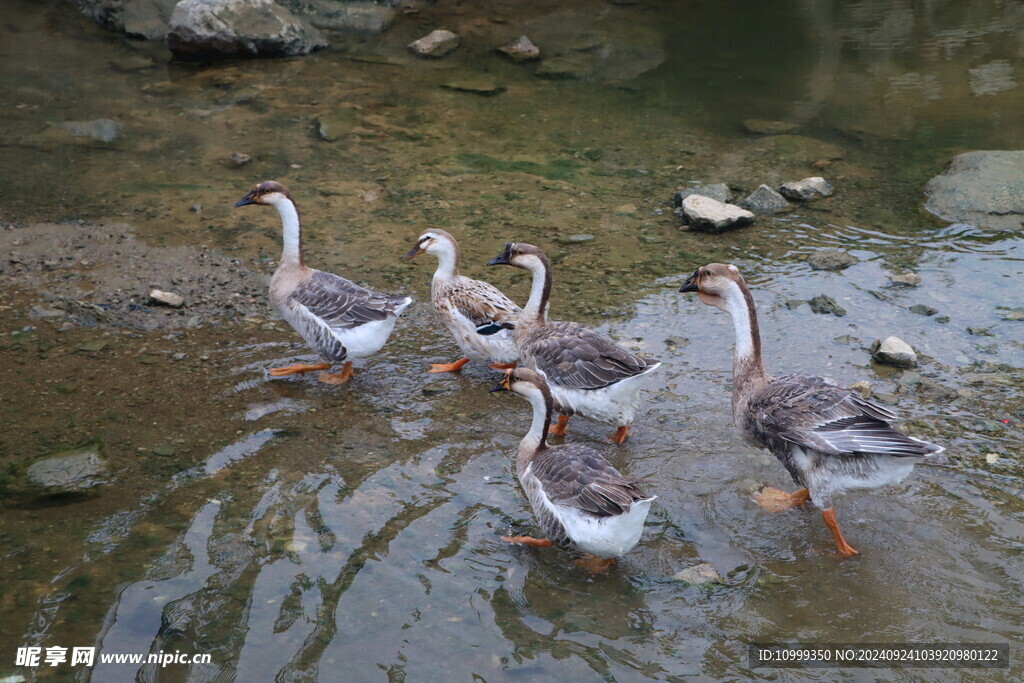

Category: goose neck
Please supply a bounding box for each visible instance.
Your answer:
[431,241,460,282]
[273,198,303,267]
[516,384,551,473]
[521,255,552,324]
[723,279,767,402]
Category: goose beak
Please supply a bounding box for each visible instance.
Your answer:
[486,243,514,267]
[679,269,700,293]
[404,245,425,261]
[489,369,513,392]
[234,189,258,208]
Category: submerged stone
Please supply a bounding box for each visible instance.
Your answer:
[52,119,122,143]
[498,35,540,63]
[440,80,506,96]
[808,294,846,317]
[674,562,723,585]
[26,444,107,494]
[889,272,922,286]
[742,119,799,136]
[807,248,857,271]
[923,151,1024,231]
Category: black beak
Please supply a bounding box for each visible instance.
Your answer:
[404,245,425,261]
[489,381,508,393]
[486,243,514,267]
[234,189,258,208]
[679,269,700,293]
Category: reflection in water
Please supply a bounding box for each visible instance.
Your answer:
[1,0,1023,680]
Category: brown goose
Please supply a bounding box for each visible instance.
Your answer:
[486,243,660,444]
[404,229,520,373]
[680,263,942,556]
[235,181,411,384]
[491,368,655,571]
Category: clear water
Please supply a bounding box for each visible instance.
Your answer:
[1,0,1022,680]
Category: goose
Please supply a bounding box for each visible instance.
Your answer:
[491,368,655,571]
[404,229,520,373]
[234,180,411,384]
[679,263,943,556]
[486,243,660,444]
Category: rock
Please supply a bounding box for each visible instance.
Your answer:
[849,380,872,399]
[888,272,921,286]
[153,444,176,456]
[535,53,595,79]
[440,80,507,96]
[758,135,844,163]
[613,203,638,216]
[999,308,1024,321]
[871,336,917,368]
[909,304,938,316]
[923,151,1024,231]
[967,326,993,336]
[407,29,460,58]
[167,0,328,59]
[25,444,106,494]
[149,289,185,307]
[784,299,805,310]
[51,119,122,143]
[807,248,857,271]
[874,392,900,405]
[73,0,179,40]
[918,378,955,400]
[673,562,722,585]
[679,195,755,233]
[673,183,733,206]
[278,0,395,34]
[78,340,108,352]
[29,305,65,319]
[498,35,541,63]
[227,152,253,167]
[742,119,799,136]
[737,185,790,213]
[779,177,834,200]
[557,234,594,244]
[808,294,846,317]
[315,110,358,141]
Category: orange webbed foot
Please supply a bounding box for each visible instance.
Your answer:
[318,361,353,385]
[821,507,860,557]
[548,415,570,437]
[752,487,810,513]
[501,535,554,548]
[608,425,630,445]
[574,555,617,574]
[268,362,331,377]
[427,357,470,374]
[488,362,517,370]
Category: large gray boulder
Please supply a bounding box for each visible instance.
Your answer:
[277,0,396,34]
[74,0,179,40]
[924,151,1024,230]
[167,0,328,59]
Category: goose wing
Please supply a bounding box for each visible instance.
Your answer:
[530,444,651,517]
[446,277,521,335]
[524,321,657,390]
[291,270,408,330]
[749,375,938,457]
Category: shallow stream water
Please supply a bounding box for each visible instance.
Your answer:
[1,0,1023,680]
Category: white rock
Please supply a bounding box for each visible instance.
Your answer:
[149,289,185,307]
[872,336,917,368]
[673,562,723,585]
[680,195,755,233]
[167,0,328,59]
[778,176,834,200]
[408,29,460,58]
[888,272,921,287]
[498,35,540,62]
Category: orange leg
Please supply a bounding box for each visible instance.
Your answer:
[821,507,860,557]
[488,362,517,370]
[268,362,330,377]
[501,535,554,548]
[318,361,354,385]
[752,487,810,513]
[574,555,617,574]
[427,357,470,374]
[548,414,570,437]
[609,425,630,445]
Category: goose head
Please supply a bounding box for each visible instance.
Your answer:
[485,242,549,271]
[489,367,551,403]
[235,180,292,208]
[679,262,745,311]
[404,228,457,261]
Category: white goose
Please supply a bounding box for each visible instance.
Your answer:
[680,263,943,556]
[404,229,520,373]
[486,242,660,444]
[491,368,655,572]
[235,181,411,384]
